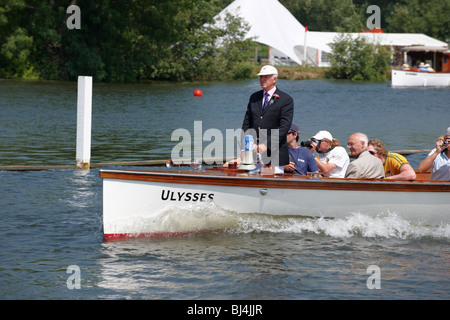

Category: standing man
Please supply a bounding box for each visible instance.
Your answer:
[242,65,294,172]
[345,132,384,179]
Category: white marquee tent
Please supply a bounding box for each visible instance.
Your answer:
[214,0,448,67]
[213,0,309,65]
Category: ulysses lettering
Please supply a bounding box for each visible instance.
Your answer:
[161,189,214,202]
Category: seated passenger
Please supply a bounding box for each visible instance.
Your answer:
[284,123,319,175]
[424,64,435,72]
[418,135,444,173]
[367,139,416,180]
[345,132,385,179]
[418,127,450,181]
[401,64,410,70]
[418,62,431,72]
[309,130,349,178]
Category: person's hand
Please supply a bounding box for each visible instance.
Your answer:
[436,137,444,153]
[443,137,450,150]
[284,162,295,172]
[310,141,317,153]
[256,143,267,153]
[223,158,241,167]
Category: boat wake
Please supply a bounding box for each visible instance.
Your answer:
[149,202,450,240]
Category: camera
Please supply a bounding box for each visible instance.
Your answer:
[443,139,449,147]
[300,138,319,149]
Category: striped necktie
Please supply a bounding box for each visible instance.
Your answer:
[263,92,269,111]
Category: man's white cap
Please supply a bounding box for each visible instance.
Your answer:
[312,130,333,141]
[257,65,278,76]
[446,126,450,136]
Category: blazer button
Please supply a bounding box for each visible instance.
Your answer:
[260,116,263,119]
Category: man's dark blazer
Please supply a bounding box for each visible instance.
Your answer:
[242,87,294,166]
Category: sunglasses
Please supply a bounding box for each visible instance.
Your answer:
[369,150,377,155]
[288,131,296,135]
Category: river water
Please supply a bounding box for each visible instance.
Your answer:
[0,79,449,303]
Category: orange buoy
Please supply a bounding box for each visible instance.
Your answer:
[193,89,202,97]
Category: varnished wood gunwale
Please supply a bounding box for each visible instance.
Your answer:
[99,169,450,193]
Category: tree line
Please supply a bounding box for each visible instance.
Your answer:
[281,0,449,40]
[1,0,448,82]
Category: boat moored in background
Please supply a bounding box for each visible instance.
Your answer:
[391,46,450,87]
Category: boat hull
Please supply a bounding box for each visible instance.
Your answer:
[100,169,450,240]
[391,69,450,87]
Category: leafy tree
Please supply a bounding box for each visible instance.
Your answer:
[0,27,34,77]
[281,0,449,41]
[385,0,450,42]
[1,0,447,82]
[327,33,391,81]
[0,0,34,78]
[280,0,365,32]
[0,0,251,81]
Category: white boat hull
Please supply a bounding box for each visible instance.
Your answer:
[100,169,450,239]
[391,69,450,87]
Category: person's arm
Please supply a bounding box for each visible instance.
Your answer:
[418,139,444,173]
[387,163,416,180]
[314,157,336,175]
[418,151,440,173]
[308,154,319,173]
[268,93,293,152]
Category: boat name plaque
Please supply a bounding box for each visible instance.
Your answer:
[161,189,215,202]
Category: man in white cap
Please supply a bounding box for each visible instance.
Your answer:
[242,65,294,172]
[310,130,349,178]
[345,132,384,179]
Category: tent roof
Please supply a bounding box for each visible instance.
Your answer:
[213,0,306,65]
[307,32,448,53]
[400,46,450,52]
[215,0,448,63]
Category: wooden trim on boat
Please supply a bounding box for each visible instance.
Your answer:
[99,169,450,193]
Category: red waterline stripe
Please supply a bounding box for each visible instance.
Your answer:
[104,229,224,241]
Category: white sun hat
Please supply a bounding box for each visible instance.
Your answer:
[257,65,278,76]
[312,130,333,141]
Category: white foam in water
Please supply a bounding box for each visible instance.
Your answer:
[234,211,450,240]
[110,202,240,234]
[154,202,240,232]
[113,203,450,240]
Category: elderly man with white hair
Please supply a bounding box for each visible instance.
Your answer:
[345,132,385,179]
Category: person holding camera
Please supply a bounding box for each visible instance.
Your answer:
[306,130,349,178]
[418,127,450,181]
[284,123,319,175]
